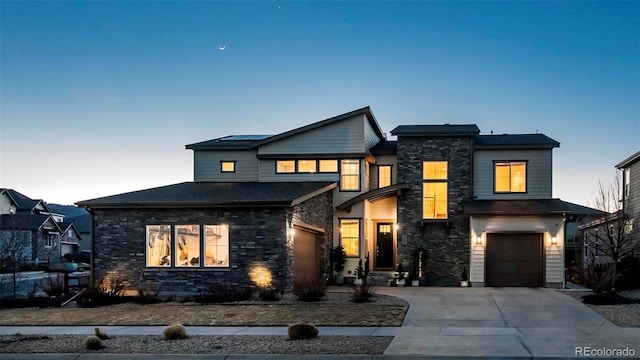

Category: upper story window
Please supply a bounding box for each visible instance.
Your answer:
[276,160,295,173]
[423,161,448,219]
[495,161,526,193]
[45,233,58,247]
[340,219,360,257]
[68,229,74,238]
[340,159,360,191]
[297,160,317,173]
[378,165,392,188]
[624,168,630,200]
[319,160,338,173]
[221,161,236,173]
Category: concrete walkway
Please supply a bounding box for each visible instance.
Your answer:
[1,287,639,359]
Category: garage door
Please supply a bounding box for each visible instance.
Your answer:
[486,233,543,287]
[293,228,321,286]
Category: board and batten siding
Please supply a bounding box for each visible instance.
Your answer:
[473,149,553,199]
[469,215,564,287]
[193,150,259,182]
[258,114,372,155]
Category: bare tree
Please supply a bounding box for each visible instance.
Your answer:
[584,175,640,290]
[0,216,32,298]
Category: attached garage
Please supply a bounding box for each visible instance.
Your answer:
[485,233,543,287]
[292,227,321,286]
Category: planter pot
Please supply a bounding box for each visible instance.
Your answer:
[354,278,363,285]
[461,280,468,287]
[397,279,406,286]
[412,280,420,287]
[334,275,344,285]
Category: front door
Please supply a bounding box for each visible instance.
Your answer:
[376,223,394,269]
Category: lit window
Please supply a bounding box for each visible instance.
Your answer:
[205,225,229,267]
[175,225,200,267]
[319,160,338,173]
[276,160,295,173]
[423,161,448,219]
[297,160,317,173]
[340,219,360,257]
[495,161,526,193]
[340,159,360,191]
[379,165,392,188]
[146,225,171,267]
[221,161,236,173]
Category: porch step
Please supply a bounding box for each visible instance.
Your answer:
[368,272,392,285]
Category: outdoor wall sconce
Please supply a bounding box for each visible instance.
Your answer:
[551,237,558,245]
[475,236,482,245]
[394,223,399,231]
[289,228,295,236]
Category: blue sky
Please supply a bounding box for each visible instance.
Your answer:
[1,1,638,205]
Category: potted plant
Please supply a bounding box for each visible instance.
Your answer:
[354,259,364,285]
[461,266,469,287]
[396,262,406,286]
[332,245,347,285]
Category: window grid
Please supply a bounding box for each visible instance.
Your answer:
[146,224,229,268]
[340,159,360,191]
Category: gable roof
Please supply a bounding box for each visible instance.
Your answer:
[0,214,60,231]
[391,124,480,137]
[57,220,82,237]
[252,106,383,148]
[77,182,337,209]
[616,150,640,169]
[474,134,560,149]
[0,188,47,212]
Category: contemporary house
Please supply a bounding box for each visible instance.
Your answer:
[78,107,588,293]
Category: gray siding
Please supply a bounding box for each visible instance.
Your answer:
[194,150,259,182]
[625,160,640,215]
[473,149,553,199]
[258,115,369,155]
[364,120,382,151]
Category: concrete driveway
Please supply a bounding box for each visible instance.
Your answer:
[376,287,640,357]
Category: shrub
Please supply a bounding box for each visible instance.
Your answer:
[288,323,318,340]
[43,274,65,297]
[292,281,326,302]
[194,283,251,303]
[163,323,188,340]
[83,335,104,350]
[257,284,280,302]
[350,280,376,303]
[98,274,125,297]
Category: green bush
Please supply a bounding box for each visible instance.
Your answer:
[163,323,188,340]
[349,281,376,303]
[292,281,326,302]
[257,284,280,302]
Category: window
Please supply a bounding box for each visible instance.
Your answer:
[45,233,57,247]
[340,219,360,257]
[297,160,317,173]
[624,168,630,200]
[205,225,229,267]
[495,161,526,193]
[147,225,171,267]
[378,165,392,188]
[319,160,338,173]
[68,229,74,238]
[423,161,448,219]
[146,224,229,268]
[276,160,295,173]
[340,159,360,191]
[221,161,236,173]
[175,225,200,267]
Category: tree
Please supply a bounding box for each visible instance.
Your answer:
[0,216,32,298]
[584,176,640,291]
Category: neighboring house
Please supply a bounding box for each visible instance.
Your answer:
[0,213,62,266]
[579,151,640,266]
[562,202,607,265]
[0,189,84,267]
[78,106,591,293]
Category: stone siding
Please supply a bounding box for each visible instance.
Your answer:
[91,207,289,294]
[396,136,473,281]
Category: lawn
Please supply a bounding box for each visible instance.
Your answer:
[0,292,408,327]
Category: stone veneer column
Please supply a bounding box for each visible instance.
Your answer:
[396,136,473,282]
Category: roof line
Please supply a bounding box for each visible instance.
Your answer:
[616,150,640,169]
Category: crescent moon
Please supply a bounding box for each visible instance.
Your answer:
[218,46,226,51]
